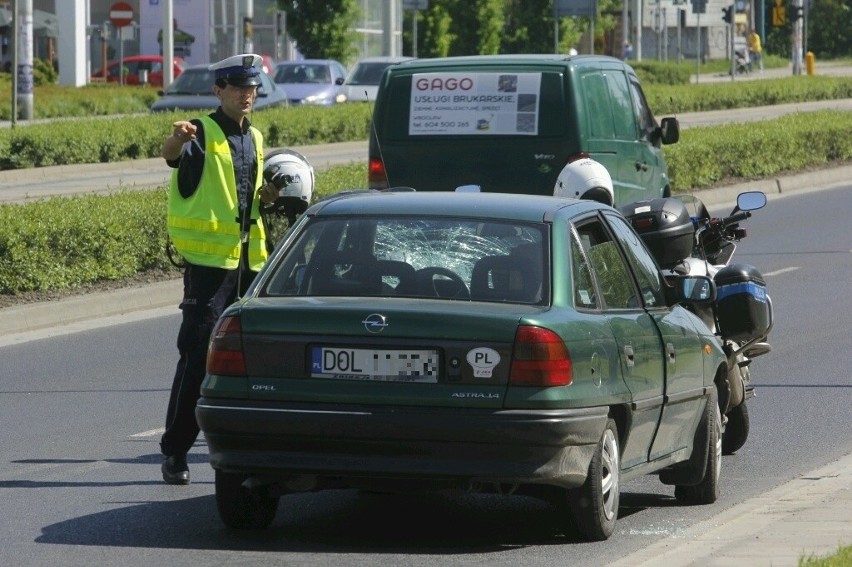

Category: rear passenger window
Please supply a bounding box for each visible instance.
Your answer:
[575,218,638,310]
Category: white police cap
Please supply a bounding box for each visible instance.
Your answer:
[209,53,263,86]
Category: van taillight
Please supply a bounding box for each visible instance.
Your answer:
[207,315,246,377]
[509,326,573,386]
[369,157,389,189]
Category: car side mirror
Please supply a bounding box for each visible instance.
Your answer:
[659,117,680,145]
[335,77,345,85]
[664,275,715,306]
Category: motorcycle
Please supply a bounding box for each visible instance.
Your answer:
[621,191,773,454]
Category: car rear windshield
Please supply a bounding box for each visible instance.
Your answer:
[262,216,548,304]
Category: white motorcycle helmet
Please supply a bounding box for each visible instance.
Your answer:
[553,157,614,206]
[263,149,315,218]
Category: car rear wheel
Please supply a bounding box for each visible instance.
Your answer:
[215,470,279,529]
[675,390,722,505]
[722,401,749,455]
[563,418,620,541]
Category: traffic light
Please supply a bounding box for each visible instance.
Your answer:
[722,4,733,23]
[792,5,804,20]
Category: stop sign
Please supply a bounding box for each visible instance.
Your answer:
[109,1,134,28]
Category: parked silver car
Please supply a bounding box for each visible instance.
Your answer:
[272,59,348,106]
[340,56,414,102]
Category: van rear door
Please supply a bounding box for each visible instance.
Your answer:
[370,65,581,195]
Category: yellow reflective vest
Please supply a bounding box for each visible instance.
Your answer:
[167,116,267,270]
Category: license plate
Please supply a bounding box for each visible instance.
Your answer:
[310,347,440,382]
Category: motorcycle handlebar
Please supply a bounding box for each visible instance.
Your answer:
[716,211,751,228]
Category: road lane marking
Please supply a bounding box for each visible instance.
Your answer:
[130,428,165,438]
[763,266,800,277]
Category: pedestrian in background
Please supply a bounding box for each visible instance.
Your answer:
[622,41,633,61]
[159,53,278,485]
[747,29,763,73]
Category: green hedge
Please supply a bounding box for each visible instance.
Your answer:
[0,163,368,295]
[666,110,852,190]
[647,76,852,115]
[0,104,373,170]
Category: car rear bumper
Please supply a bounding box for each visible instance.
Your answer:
[196,398,609,490]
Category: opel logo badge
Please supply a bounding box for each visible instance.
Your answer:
[362,313,388,334]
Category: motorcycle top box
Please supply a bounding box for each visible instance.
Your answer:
[620,197,694,268]
[714,263,771,342]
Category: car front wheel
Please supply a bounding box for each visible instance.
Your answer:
[565,418,620,541]
[215,470,280,529]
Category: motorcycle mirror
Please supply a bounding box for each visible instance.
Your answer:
[736,191,767,212]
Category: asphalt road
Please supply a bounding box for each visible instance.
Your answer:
[0,183,850,566]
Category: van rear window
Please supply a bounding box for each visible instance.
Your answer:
[380,72,567,139]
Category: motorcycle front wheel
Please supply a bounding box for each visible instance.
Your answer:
[722,401,750,455]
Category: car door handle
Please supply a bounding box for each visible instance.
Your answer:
[624,345,635,367]
[666,342,676,363]
[635,161,648,172]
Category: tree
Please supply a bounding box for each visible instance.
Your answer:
[501,0,593,55]
[277,0,360,64]
[806,0,852,58]
[448,0,505,55]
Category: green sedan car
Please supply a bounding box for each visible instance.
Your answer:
[197,190,727,541]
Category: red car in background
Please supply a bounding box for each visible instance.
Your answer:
[92,55,185,87]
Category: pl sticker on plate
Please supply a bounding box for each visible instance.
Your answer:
[466,347,501,378]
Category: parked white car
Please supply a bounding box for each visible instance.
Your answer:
[340,56,414,102]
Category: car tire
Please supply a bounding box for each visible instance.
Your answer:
[215,470,279,529]
[722,401,750,455]
[566,418,620,541]
[675,390,721,505]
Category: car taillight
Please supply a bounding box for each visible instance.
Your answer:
[206,315,246,377]
[509,326,573,386]
[368,157,389,189]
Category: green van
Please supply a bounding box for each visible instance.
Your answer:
[368,54,680,206]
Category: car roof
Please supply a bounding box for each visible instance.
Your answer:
[393,54,621,71]
[276,59,341,65]
[353,56,416,64]
[308,190,600,222]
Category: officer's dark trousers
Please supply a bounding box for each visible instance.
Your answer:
[160,263,251,457]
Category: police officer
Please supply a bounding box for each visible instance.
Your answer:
[160,53,278,485]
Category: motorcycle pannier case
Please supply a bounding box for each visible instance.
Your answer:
[620,198,693,268]
[714,263,770,342]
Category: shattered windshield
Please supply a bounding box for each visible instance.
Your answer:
[263,216,547,304]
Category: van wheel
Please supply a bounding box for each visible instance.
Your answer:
[675,390,721,505]
[722,401,750,455]
[566,418,620,541]
[215,470,279,529]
